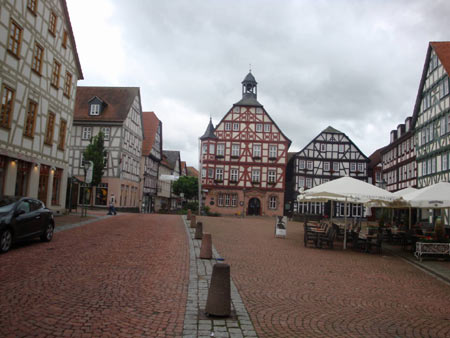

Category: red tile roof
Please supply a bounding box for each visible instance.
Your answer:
[187,166,199,177]
[142,111,160,156]
[431,41,450,75]
[74,87,140,122]
[181,161,187,174]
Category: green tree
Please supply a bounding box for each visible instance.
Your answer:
[83,131,107,187]
[173,176,198,200]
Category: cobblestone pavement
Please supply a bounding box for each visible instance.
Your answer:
[0,214,189,337]
[200,216,450,338]
[182,216,257,338]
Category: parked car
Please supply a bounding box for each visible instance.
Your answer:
[0,196,55,253]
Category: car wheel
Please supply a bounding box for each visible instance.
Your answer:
[40,223,54,242]
[1,229,13,253]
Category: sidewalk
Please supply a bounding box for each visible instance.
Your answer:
[384,243,450,285]
[53,209,111,232]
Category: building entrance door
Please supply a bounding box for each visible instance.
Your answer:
[248,198,261,216]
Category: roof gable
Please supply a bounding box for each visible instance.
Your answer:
[142,111,161,156]
[74,87,140,122]
[60,0,83,79]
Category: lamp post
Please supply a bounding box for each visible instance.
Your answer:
[82,160,93,217]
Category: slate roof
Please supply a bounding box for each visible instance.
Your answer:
[163,150,181,172]
[242,72,257,84]
[74,87,140,122]
[200,118,217,140]
[61,0,83,79]
[322,126,342,134]
[142,111,160,156]
[234,94,263,107]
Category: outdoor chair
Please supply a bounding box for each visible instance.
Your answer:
[317,224,338,249]
[350,230,364,251]
[367,230,383,254]
[304,223,318,247]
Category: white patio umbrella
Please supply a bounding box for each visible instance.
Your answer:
[298,176,395,249]
[390,187,418,229]
[401,182,450,208]
[392,187,418,197]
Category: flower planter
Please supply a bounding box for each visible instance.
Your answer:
[414,242,450,262]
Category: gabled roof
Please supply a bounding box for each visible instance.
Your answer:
[412,41,450,128]
[163,150,181,171]
[187,166,199,177]
[74,87,140,122]
[295,126,369,161]
[322,126,342,134]
[60,0,83,79]
[142,111,161,156]
[368,146,386,169]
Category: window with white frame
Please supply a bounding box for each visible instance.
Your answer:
[268,170,276,183]
[264,124,271,132]
[225,122,231,131]
[101,127,110,140]
[251,169,260,182]
[441,117,447,136]
[208,168,214,178]
[215,168,224,181]
[432,157,436,173]
[299,177,305,188]
[350,163,356,172]
[90,104,100,115]
[253,144,261,158]
[306,161,313,170]
[333,162,339,171]
[231,144,240,157]
[209,143,215,154]
[82,127,92,140]
[231,194,237,207]
[269,145,277,158]
[230,168,238,181]
[299,160,305,170]
[218,194,223,206]
[233,122,239,131]
[320,143,326,152]
[339,144,344,152]
[306,177,312,188]
[201,168,206,178]
[269,196,277,209]
[217,144,225,156]
[358,163,364,172]
[202,144,207,154]
[323,162,330,171]
[444,153,448,171]
[255,123,262,132]
[225,194,230,206]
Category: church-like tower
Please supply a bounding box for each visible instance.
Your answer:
[200,72,291,216]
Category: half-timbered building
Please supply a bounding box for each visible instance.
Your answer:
[200,72,291,216]
[381,117,417,192]
[70,87,143,212]
[141,111,162,213]
[0,0,82,213]
[286,126,369,217]
[412,41,450,188]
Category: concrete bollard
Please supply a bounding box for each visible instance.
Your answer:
[205,263,231,317]
[187,209,192,220]
[195,222,203,240]
[200,233,212,259]
[190,215,197,229]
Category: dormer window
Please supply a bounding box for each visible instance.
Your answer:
[90,104,100,115]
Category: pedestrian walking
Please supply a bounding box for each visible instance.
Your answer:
[108,193,117,215]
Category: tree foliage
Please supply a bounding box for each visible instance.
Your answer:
[173,176,198,200]
[83,131,107,187]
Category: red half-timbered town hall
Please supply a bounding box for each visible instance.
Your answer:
[200,72,291,216]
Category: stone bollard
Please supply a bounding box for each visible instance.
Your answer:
[205,263,231,317]
[195,222,203,240]
[187,209,192,220]
[190,215,197,229]
[200,233,212,259]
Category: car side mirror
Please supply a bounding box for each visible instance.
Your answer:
[14,209,26,216]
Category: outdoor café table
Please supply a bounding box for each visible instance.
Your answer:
[358,233,378,253]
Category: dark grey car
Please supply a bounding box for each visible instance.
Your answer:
[0,196,55,253]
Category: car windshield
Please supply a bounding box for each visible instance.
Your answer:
[0,197,20,213]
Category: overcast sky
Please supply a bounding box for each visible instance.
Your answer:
[66,0,449,168]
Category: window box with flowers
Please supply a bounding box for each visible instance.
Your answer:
[214,179,224,183]
[215,155,224,159]
[229,180,238,184]
[252,156,262,160]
